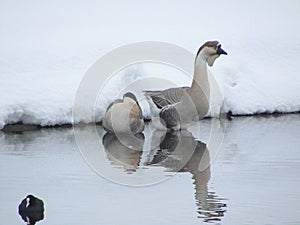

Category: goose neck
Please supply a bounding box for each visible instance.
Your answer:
[191,54,209,93]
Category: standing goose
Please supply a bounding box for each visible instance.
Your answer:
[144,41,227,129]
[102,92,144,134]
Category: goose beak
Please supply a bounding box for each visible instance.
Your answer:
[217,46,227,55]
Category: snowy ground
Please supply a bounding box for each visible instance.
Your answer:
[1,0,300,129]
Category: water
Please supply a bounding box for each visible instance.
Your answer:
[1,115,300,225]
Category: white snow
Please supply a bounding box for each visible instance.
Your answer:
[1,0,300,129]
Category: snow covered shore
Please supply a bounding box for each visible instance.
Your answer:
[1,0,300,129]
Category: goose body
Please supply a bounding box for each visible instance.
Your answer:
[102,92,144,134]
[144,41,227,129]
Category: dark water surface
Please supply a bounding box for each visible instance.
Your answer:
[1,115,300,225]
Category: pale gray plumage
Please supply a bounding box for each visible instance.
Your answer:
[144,87,189,109]
[102,92,144,134]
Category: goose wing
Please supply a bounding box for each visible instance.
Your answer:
[144,86,189,109]
[129,103,143,119]
[159,104,180,128]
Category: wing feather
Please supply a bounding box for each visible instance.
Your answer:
[144,87,189,109]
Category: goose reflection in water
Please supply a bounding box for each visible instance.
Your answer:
[102,130,226,222]
[148,130,227,223]
[102,133,144,173]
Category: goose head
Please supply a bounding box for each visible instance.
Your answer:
[123,92,138,103]
[196,41,227,67]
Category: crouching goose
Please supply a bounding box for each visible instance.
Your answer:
[102,92,144,134]
[144,41,227,129]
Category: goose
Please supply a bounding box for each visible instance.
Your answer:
[144,41,227,129]
[102,92,144,134]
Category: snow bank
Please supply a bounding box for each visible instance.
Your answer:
[1,0,300,129]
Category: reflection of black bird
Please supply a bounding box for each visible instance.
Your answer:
[18,195,44,225]
[148,130,226,223]
[102,133,144,173]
